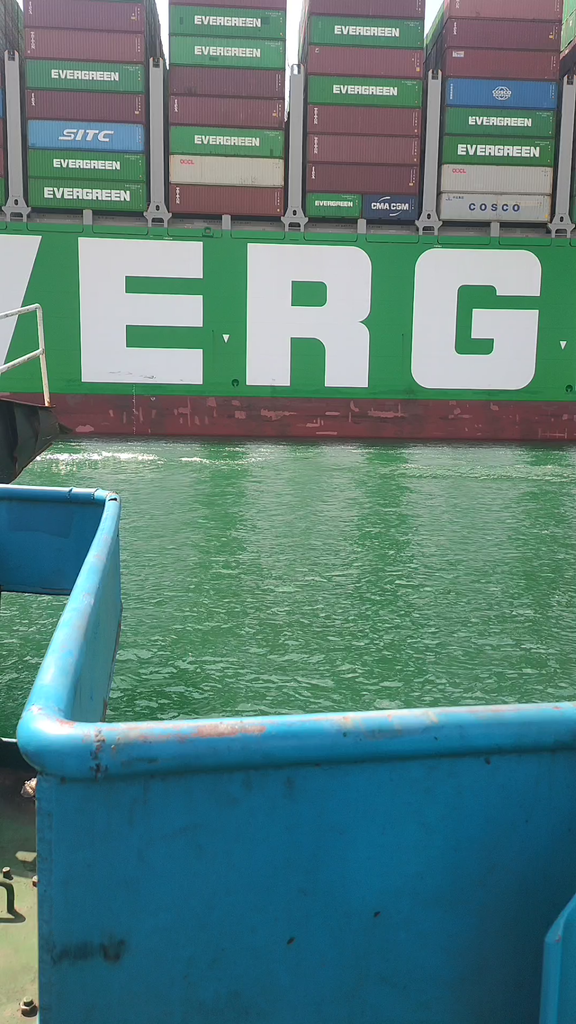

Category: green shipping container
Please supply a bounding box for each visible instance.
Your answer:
[444,107,556,139]
[307,76,422,108]
[170,125,284,157]
[442,135,555,167]
[306,193,361,218]
[562,13,576,50]
[27,150,147,182]
[0,179,5,207]
[170,35,284,68]
[308,16,424,49]
[566,0,576,19]
[25,60,145,93]
[170,6,285,40]
[28,180,147,211]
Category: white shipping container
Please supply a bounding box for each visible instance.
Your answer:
[169,154,284,187]
[439,192,551,222]
[440,164,553,195]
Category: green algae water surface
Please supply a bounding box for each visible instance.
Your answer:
[1,439,576,736]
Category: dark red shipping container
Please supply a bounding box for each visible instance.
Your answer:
[307,163,419,192]
[442,48,559,80]
[0,144,4,180]
[308,104,421,135]
[308,133,420,165]
[308,0,423,14]
[307,46,424,79]
[25,28,145,63]
[170,184,284,216]
[24,0,144,33]
[442,0,561,20]
[441,18,560,51]
[170,96,284,128]
[26,90,146,122]
[169,67,285,99]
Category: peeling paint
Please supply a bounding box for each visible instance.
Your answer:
[8,394,576,441]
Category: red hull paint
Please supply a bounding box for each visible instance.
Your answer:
[7,394,576,441]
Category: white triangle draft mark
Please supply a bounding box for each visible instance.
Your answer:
[561,340,568,349]
[223,334,230,343]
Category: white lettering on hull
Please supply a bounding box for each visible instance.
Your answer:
[0,237,546,396]
[246,244,372,387]
[78,239,204,385]
[411,248,541,390]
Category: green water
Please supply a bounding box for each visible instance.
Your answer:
[1,439,576,737]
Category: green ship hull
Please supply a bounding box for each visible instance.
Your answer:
[1,222,575,440]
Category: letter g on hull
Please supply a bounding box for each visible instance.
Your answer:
[411,248,541,391]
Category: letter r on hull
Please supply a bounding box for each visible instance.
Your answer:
[411,248,541,391]
[246,243,372,388]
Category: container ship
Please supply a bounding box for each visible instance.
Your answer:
[0,0,576,441]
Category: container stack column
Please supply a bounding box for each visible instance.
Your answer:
[562,0,576,58]
[1,0,24,214]
[560,0,576,228]
[300,0,424,225]
[168,0,286,218]
[23,0,164,215]
[431,0,562,226]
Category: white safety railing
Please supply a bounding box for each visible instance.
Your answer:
[0,304,50,407]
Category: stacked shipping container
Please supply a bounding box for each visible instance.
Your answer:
[0,0,24,208]
[562,0,576,54]
[24,0,163,213]
[300,0,424,222]
[428,0,562,224]
[169,0,286,216]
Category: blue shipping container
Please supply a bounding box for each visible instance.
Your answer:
[0,90,4,119]
[363,194,418,221]
[446,79,558,111]
[27,120,145,153]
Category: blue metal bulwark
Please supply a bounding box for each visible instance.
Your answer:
[9,485,576,1024]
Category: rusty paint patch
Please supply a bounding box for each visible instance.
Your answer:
[8,393,575,442]
[191,721,267,739]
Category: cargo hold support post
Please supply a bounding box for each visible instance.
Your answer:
[416,70,442,237]
[549,76,576,239]
[282,65,308,232]
[146,57,171,229]
[3,50,30,223]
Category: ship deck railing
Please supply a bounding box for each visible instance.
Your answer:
[0,303,50,408]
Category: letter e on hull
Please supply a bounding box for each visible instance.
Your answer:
[79,238,204,386]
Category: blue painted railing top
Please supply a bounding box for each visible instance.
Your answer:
[12,484,576,782]
[1,485,122,728]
